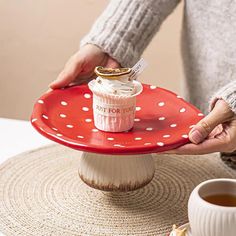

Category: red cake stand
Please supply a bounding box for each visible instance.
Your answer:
[31,84,203,191]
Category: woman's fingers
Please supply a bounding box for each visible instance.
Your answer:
[165,119,236,155]
[49,54,84,89]
[49,43,120,90]
[208,124,223,138]
[189,100,234,144]
[165,102,236,155]
[67,73,97,87]
[165,138,227,155]
[164,135,234,155]
[105,57,120,68]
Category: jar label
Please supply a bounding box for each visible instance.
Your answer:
[93,101,136,117]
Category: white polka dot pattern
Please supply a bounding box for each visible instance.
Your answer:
[107,138,114,141]
[61,101,68,106]
[84,93,91,99]
[150,85,157,89]
[159,117,165,121]
[32,84,204,154]
[158,102,165,107]
[157,142,164,147]
[134,137,142,141]
[42,115,48,120]
[114,144,125,147]
[146,128,153,131]
[82,107,89,112]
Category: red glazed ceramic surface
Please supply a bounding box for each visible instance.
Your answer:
[31,84,204,155]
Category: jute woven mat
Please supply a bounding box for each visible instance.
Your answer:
[0,145,235,236]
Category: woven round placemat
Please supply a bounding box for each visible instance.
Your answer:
[0,145,235,236]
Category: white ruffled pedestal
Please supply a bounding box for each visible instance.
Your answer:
[78,152,155,191]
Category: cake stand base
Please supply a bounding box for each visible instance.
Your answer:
[78,152,155,192]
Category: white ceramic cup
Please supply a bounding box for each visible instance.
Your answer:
[188,178,236,236]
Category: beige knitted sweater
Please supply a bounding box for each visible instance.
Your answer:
[81,0,236,114]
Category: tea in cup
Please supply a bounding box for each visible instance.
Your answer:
[188,178,236,236]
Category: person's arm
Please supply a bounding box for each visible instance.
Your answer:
[80,0,180,67]
[50,0,180,88]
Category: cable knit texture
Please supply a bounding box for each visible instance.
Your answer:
[210,80,236,113]
[80,0,180,67]
[81,0,236,114]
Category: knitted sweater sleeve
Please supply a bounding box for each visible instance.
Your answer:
[80,0,180,67]
[210,80,236,114]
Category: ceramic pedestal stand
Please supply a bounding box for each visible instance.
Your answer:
[79,152,155,191]
[31,84,203,192]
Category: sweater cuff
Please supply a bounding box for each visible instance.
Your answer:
[80,0,180,67]
[209,80,236,114]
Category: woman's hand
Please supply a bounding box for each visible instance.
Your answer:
[166,99,236,155]
[49,44,119,89]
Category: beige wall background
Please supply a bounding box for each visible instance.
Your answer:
[0,0,183,120]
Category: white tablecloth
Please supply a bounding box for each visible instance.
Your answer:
[0,118,52,236]
[0,118,52,163]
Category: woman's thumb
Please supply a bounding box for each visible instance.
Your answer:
[189,100,233,144]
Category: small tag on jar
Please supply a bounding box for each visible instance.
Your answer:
[129,58,148,80]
